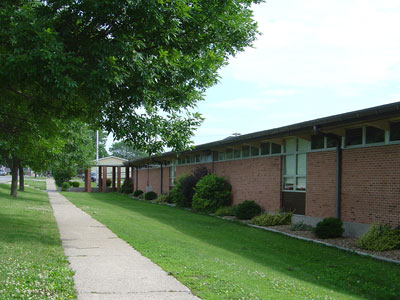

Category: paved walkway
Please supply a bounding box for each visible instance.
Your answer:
[47,179,200,300]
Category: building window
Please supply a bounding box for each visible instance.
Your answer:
[345,128,363,146]
[271,143,282,154]
[366,126,385,144]
[226,148,233,159]
[327,136,338,148]
[251,146,259,156]
[260,142,270,155]
[234,149,241,158]
[242,146,250,157]
[169,164,176,186]
[311,135,324,150]
[283,138,308,192]
[390,122,400,141]
[218,151,226,161]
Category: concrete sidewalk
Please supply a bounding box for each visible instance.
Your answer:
[47,179,200,300]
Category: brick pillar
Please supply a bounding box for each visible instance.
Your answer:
[131,166,135,191]
[98,166,102,190]
[102,166,107,192]
[84,168,91,192]
[112,166,116,192]
[117,167,121,192]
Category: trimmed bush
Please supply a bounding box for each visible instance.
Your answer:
[290,221,313,231]
[106,178,112,187]
[71,181,80,188]
[155,194,170,203]
[144,191,158,201]
[61,182,70,191]
[235,200,262,220]
[53,168,74,187]
[120,179,133,194]
[133,189,144,197]
[192,174,232,213]
[215,206,237,217]
[314,218,344,239]
[169,175,188,206]
[357,224,400,251]
[251,212,293,226]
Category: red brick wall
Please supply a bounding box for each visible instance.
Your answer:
[175,163,213,179]
[306,151,337,218]
[214,157,282,212]
[136,167,170,195]
[341,145,400,226]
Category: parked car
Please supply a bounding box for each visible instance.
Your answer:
[0,170,6,176]
[91,172,97,182]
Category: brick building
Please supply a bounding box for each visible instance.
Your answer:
[122,102,400,236]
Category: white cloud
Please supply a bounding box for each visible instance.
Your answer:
[227,0,400,87]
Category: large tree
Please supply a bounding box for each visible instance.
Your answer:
[109,141,145,161]
[1,0,262,155]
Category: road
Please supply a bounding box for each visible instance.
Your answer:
[0,176,11,184]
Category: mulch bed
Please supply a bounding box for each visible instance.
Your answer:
[257,224,400,262]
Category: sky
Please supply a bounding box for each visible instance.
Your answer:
[107,0,400,150]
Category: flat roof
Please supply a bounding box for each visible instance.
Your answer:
[126,101,400,166]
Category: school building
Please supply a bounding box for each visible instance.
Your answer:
[91,102,400,236]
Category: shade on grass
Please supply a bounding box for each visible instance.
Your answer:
[64,192,400,300]
[0,184,76,299]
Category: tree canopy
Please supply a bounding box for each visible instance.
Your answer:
[1,0,263,154]
[109,141,145,161]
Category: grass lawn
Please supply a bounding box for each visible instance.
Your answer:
[0,184,76,299]
[25,180,47,191]
[63,192,400,300]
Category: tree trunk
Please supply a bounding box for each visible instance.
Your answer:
[19,165,24,191]
[10,159,19,197]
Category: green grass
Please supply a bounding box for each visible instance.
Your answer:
[63,192,400,300]
[0,184,76,299]
[25,180,47,190]
[25,176,49,180]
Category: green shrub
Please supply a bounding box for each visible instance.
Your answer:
[144,191,158,201]
[169,175,188,206]
[357,224,400,251]
[106,178,112,187]
[61,182,70,191]
[155,194,170,203]
[235,200,262,220]
[251,212,293,226]
[53,168,74,187]
[120,179,133,194]
[71,181,80,188]
[179,167,209,207]
[192,174,232,213]
[133,189,144,197]
[314,218,344,239]
[290,221,313,231]
[215,206,237,217]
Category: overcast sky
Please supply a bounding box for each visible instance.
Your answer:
[107,0,400,150]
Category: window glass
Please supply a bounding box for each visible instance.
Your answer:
[206,154,213,162]
[285,138,296,154]
[390,122,400,141]
[271,143,282,154]
[190,156,195,163]
[226,149,233,159]
[283,177,294,190]
[311,135,324,149]
[218,152,225,161]
[251,146,259,156]
[260,142,270,155]
[366,126,385,144]
[297,154,306,176]
[195,155,200,163]
[285,155,296,175]
[297,177,306,191]
[213,152,219,161]
[234,149,241,158]
[327,136,338,148]
[345,128,362,146]
[298,138,310,152]
[242,146,250,157]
